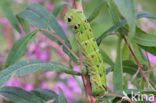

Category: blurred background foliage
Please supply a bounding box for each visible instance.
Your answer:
[0,0,156,103]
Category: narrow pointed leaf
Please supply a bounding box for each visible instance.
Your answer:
[100,49,114,65]
[113,36,123,92]
[0,0,21,33]
[0,59,80,88]
[114,0,136,40]
[6,30,38,67]
[139,45,156,56]
[88,0,107,22]
[17,16,30,33]
[0,86,43,103]
[137,12,156,19]
[97,11,156,46]
[134,27,156,47]
[106,60,147,76]
[131,41,146,64]
[58,88,68,103]
[17,4,77,62]
[140,91,156,97]
[17,4,70,47]
[31,89,58,102]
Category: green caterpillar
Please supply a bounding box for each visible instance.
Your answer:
[65,9,106,95]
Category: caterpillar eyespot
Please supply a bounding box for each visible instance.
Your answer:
[67,16,72,22]
[65,9,107,95]
[74,24,80,29]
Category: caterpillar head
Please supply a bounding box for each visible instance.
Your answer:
[65,9,86,32]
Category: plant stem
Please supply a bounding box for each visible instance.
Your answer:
[79,52,94,103]
[73,0,77,9]
[75,0,83,12]
[123,36,154,89]
[74,1,95,102]
[144,51,152,69]
[4,24,12,50]
[40,34,69,62]
[36,28,79,61]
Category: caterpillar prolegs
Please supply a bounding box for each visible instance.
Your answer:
[65,9,106,95]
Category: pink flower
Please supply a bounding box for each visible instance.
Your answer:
[24,83,34,91]
[44,71,56,77]
[26,40,50,61]
[39,51,49,61]
[40,80,47,89]
[67,77,81,94]
[5,77,22,87]
[150,98,156,103]
[147,53,156,64]
[107,83,113,91]
[55,81,73,101]
[46,2,53,11]
[73,66,80,72]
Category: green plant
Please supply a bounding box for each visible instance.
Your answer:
[0,0,155,103]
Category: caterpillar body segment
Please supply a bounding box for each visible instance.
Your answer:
[65,9,106,95]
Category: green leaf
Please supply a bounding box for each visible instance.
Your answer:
[96,12,156,46]
[63,46,78,63]
[0,59,80,88]
[16,16,30,33]
[31,89,58,102]
[68,35,79,54]
[134,27,156,47]
[5,30,38,67]
[96,19,126,46]
[108,0,122,24]
[100,49,114,65]
[73,76,84,94]
[139,45,156,56]
[122,43,130,60]
[106,66,114,75]
[17,4,77,62]
[139,48,148,61]
[123,60,147,75]
[52,1,67,17]
[149,71,156,88]
[0,86,43,103]
[140,91,156,97]
[114,0,136,40]
[131,41,146,64]
[58,88,68,103]
[0,0,21,33]
[88,0,107,22]
[137,12,156,19]
[18,4,70,47]
[122,60,138,75]
[107,60,148,77]
[113,36,123,92]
